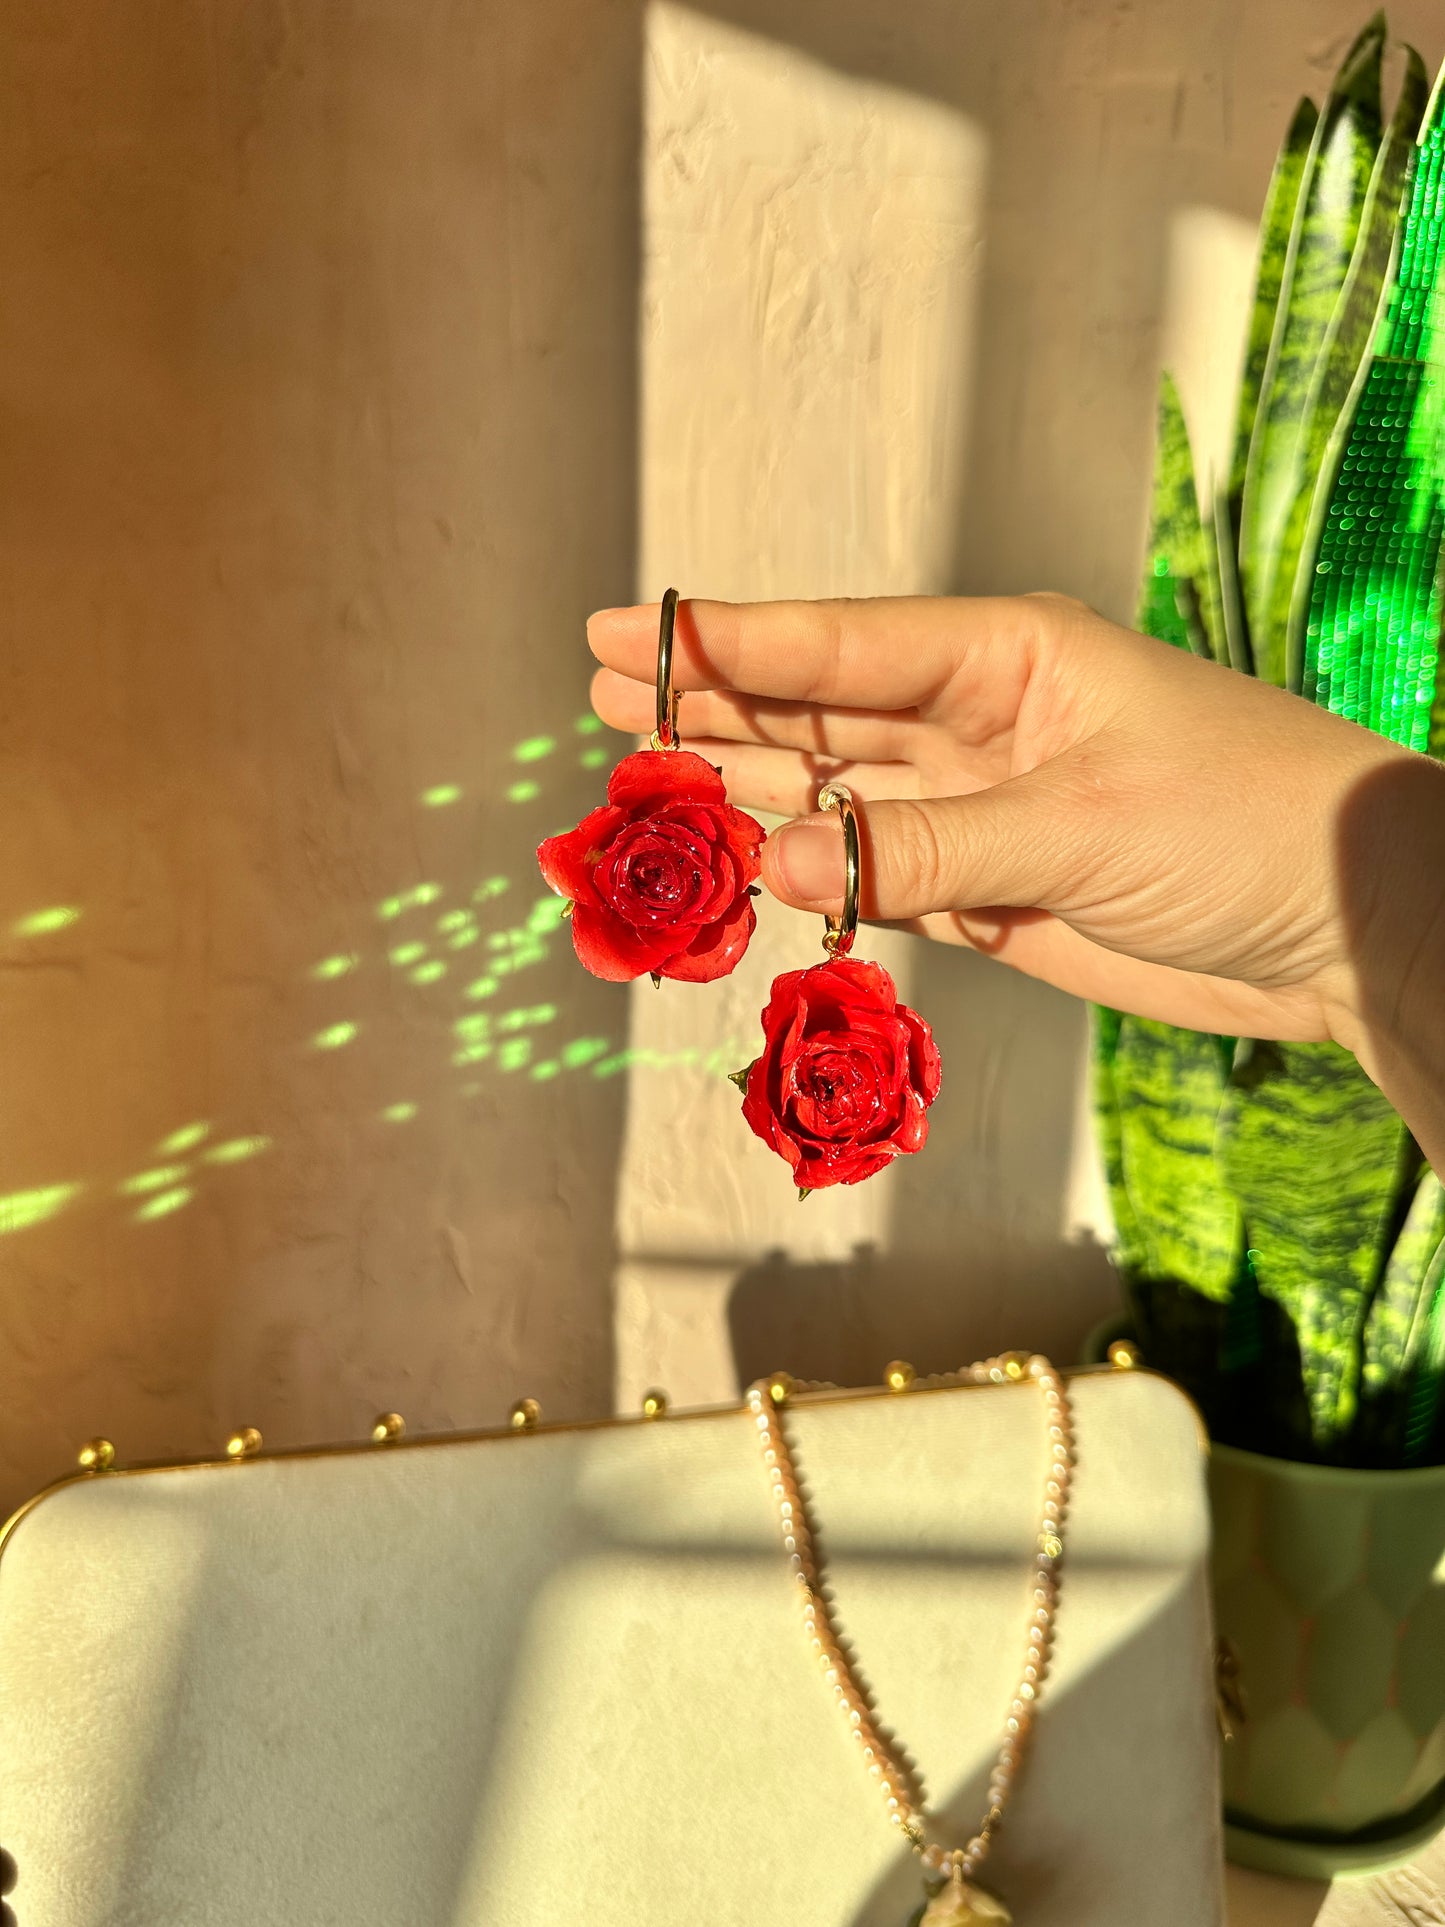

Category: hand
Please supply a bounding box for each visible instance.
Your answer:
[588,595,1445,1111]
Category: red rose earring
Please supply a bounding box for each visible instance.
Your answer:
[733,783,941,1195]
[539,590,766,984]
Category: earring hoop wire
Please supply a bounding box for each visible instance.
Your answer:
[817,782,859,958]
[651,588,681,751]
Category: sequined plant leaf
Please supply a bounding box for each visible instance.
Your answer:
[1218,1038,1413,1449]
[1239,14,1386,686]
[1280,46,1428,692]
[1304,55,1445,751]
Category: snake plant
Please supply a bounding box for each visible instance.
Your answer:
[1095,16,1445,1466]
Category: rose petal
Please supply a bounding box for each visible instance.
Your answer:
[607,748,727,811]
[794,956,899,1031]
[887,1085,930,1154]
[537,805,625,904]
[794,1139,895,1189]
[741,1060,804,1172]
[900,1004,943,1105]
[717,803,765,881]
[660,892,757,983]
[568,901,679,981]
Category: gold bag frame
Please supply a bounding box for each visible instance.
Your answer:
[0,1364,1223,1926]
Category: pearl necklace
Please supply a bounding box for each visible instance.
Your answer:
[745,1354,1073,1926]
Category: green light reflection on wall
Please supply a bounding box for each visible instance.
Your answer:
[497,1038,532,1072]
[313,1022,359,1051]
[507,780,540,804]
[448,929,479,950]
[203,1136,270,1166]
[312,954,359,981]
[530,1060,560,1081]
[135,1185,193,1224]
[13,907,82,938]
[410,961,447,986]
[574,715,603,736]
[513,736,556,763]
[561,1037,609,1068]
[421,785,462,808]
[474,877,510,902]
[377,883,442,921]
[158,1122,209,1155]
[390,942,426,967]
[381,1102,418,1123]
[120,1165,188,1197]
[437,911,472,934]
[580,747,608,769]
[465,977,499,1000]
[497,1004,556,1033]
[0,1183,81,1236]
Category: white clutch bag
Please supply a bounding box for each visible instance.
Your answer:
[0,1364,1222,1926]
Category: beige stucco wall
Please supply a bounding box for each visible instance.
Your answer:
[2,2,1440,1514]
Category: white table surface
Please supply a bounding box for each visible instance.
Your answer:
[1226,1830,1445,1924]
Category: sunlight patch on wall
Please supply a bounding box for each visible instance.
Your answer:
[12,906,81,938]
[1158,205,1259,491]
[312,954,359,981]
[313,1022,360,1051]
[135,1186,193,1223]
[0,1183,82,1236]
[203,1136,270,1166]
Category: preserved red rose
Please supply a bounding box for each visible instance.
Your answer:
[538,749,765,983]
[737,956,941,1189]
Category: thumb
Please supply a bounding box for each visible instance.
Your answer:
[762,775,1082,922]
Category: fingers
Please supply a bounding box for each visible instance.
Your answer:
[762,772,1086,921]
[591,666,926,763]
[587,595,1042,718]
[678,739,922,819]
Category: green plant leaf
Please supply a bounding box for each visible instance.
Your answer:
[1110,1017,1242,1301]
[1210,488,1254,675]
[1218,1037,1413,1447]
[1404,1247,1445,1462]
[1362,1164,1445,1396]
[1239,15,1386,685]
[1280,47,1428,692]
[1090,1006,1148,1278]
[1227,95,1321,507]
[1137,372,1219,660]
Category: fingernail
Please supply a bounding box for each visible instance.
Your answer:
[772,818,843,905]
